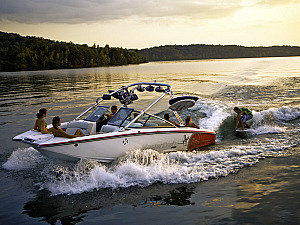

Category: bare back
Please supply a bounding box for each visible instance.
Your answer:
[34,118,47,134]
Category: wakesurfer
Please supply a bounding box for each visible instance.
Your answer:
[234,107,253,130]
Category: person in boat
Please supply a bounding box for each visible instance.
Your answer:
[163,113,178,126]
[185,116,200,129]
[133,112,142,123]
[51,116,84,138]
[34,108,51,134]
[234,107,253,130]
[108,105,118,120]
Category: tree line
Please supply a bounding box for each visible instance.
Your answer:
[0,31,147,71]
[2,31,300,72]
[138,44,300,61]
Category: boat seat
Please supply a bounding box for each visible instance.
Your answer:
[100,125,120,133]
[66,120,96,135]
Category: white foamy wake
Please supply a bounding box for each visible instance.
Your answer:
[192,100,231,131]
[247,106,300,135]
[2,147,44,171]
[246,126,284,135]
[253,106,300,125]
[40,143,293,195]
[178,101,296,138]
[269,106,300,121]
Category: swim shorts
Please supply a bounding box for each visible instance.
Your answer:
[241,114,253,123]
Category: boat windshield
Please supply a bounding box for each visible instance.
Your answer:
[85,106,109,122]
[108,107,176,128]
[107,107,134,126]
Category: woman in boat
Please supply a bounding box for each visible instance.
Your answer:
[185,116,200,129]
[34,108,51,134]
[51,116,84,138]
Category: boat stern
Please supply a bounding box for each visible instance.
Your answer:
[187,131,216,150]
[13,130,54,146]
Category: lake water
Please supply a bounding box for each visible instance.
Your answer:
[0,57,299,224]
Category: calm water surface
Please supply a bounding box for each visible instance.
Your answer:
[0,57,299,224]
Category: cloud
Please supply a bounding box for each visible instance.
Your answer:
[0,0,243,24]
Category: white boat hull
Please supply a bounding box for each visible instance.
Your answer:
[14,128,216,163]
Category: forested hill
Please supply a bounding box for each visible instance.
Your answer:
[0,31,147,72]
[138,44,300,61]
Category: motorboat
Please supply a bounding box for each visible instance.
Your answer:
[13,82,216,163]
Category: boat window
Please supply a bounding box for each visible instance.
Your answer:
[125,111,175,127]
[120,110,147,128]
[142,113,170,127]
[108,107,134,126]
[85,106,109,122]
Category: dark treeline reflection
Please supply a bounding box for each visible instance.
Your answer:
[22,184,195,225]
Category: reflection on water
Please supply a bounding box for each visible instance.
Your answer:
[22,184,196,224]
[231,153,300,224]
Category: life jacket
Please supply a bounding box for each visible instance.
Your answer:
[240,107,252,115]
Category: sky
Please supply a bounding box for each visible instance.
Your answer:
[1,0,300,49]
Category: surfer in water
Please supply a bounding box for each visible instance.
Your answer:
[234,107,253,130]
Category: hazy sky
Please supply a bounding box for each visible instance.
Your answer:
[1,0,300,49]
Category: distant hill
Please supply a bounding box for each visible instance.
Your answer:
[0,31,147,72]
[138,44,300,61]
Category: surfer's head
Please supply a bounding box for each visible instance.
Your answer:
[234,107,241,113]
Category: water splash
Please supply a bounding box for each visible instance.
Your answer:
[248,106,300,135]
[192,100,231,131]
[39,141,297,195]
[2,147,44,171]
[270,106,300,121]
